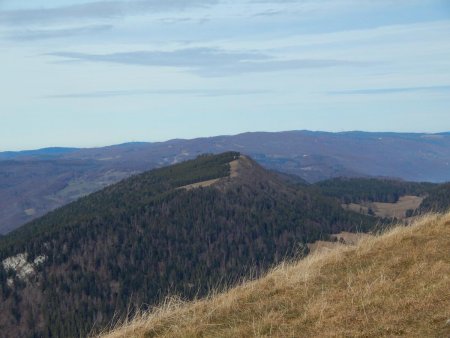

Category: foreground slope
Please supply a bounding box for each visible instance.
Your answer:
[102,212,450,338]
[0,153,373,338]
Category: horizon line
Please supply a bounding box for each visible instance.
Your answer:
[1,129,449,153]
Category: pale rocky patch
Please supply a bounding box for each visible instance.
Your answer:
[2,252,47,283]
[24,208,36,216]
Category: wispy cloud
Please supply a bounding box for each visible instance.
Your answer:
[252,9,283,17]
[5,25,112,41]
[0,0,219,26]
[48,47,368,76]
[45,88,271,98]
[329,85,450,95]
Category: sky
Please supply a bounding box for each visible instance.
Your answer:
[1,0,450,150]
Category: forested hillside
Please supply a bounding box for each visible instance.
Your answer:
[420,182,450,212]
[315,178,450,219]
[315,177,435,204]
[0,153,375,338]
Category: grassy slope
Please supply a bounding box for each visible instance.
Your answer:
[101,212,450,338]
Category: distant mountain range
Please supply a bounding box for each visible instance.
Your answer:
[1,130,449,233]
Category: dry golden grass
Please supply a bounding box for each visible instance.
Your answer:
[343,195,424,219]
[229,158,240,178]
[372,196,424,219]
[308,232,372,255]
[177,178,222,190]
[99,213,450,338]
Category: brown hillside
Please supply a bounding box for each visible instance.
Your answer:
[99,212,450,338]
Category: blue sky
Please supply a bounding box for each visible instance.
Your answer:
[1,0,450,150]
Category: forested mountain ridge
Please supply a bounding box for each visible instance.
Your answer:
[0,152,376,338]
[2,130,450,234]
[315,177,435,204]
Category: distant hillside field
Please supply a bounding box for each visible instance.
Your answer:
[100,212,450,338]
